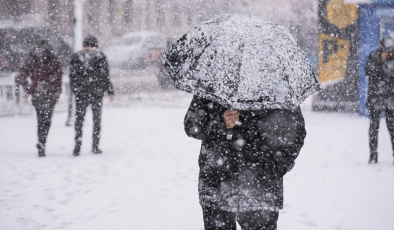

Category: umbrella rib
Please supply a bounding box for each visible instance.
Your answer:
[181,43,212,79]
[233,43,245,103]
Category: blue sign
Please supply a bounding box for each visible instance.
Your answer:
[375,8,394,16]
[371,0,394,3]
[359,4,394,116]
[347,0,394,3]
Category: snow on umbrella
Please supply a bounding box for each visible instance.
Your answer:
[159,14,320,110]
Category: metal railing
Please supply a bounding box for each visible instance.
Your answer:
[0,72,70,117]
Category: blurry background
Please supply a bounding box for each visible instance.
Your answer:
[1,0,394,117]
[0,0,318,52]
[0,0,318,117]
[1,2,394,229]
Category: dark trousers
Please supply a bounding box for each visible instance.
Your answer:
[75,95,103,148]
[369,108,394,155]
[202,206,279,230]
[34,105,55,146]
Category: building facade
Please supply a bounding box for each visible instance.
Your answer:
[314,0,394,114]
[1,0,317,50]
[1,0,249,48]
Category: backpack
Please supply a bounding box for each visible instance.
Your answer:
[32,81,59,110]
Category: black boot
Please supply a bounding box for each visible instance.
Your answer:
[369,152,378,164]
[73,141,81,156]
[37,143,45,157]
[92,146,102,154]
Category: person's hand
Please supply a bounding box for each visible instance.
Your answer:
[109,94,114,102]
[389,51,394,60]
[382,51,389,61]
[223,110,239,129]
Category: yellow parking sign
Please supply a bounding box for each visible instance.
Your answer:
[318,34,350,83]
[327,0,358,29]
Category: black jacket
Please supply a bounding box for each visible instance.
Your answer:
[184,96,306,212]
[69,50,114,99]
[365,49,394,110]
[18,44,63,109]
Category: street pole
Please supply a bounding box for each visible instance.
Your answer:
[66,0,85,126]
[72,0,86,52]
[141,0,147,30]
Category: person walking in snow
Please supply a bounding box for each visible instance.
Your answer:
[365,36,394,164]
[184,96,306,230]
[160,14,317,230]
[17,40,63,157]
[69,34,114,156]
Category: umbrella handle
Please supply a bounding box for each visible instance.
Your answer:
[226,129,233,140]
[226,121,242,140]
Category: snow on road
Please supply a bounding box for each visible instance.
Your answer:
[0,92,393,230]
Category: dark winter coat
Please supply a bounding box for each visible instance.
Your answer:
[69,50,114,100]
[365,49,394,110]
[17,44,63,109]
[184,96,306,212]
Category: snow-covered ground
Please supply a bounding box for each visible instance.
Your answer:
[1,91,393,230]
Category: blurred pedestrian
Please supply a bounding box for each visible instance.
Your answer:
[69,34,114,156]
[365,36,394,164]
[17,40,63,157]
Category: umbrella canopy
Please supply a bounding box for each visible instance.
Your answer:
[160,14,320,110]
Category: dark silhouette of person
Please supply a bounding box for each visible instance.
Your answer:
[365,36,394,164]
[184,96,306,230]
[69,35,114,156]
[17,40,63,157]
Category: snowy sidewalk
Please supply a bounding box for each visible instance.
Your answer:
[0,94,393,230]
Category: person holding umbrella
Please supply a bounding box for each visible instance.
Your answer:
[160,14,319,230]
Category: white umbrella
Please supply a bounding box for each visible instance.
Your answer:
[160,14,320,110]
